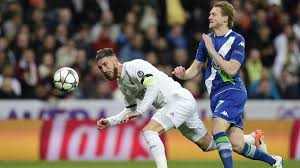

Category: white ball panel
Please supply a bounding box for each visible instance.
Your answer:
[60,69,70,79]
[53,73,60,81]
[65,74,75,83]
[63,83,73,90]
[54,82,63,89]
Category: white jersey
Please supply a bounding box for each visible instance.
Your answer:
[118,59,183,111]
[107,60,207,141]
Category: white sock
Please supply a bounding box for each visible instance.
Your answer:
[143,131,168,168]
[205,137,217,152]
[244,134,255,144]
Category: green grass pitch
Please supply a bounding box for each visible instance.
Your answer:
[0,160,299,168]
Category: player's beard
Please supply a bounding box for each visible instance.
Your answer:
[104,65,118,81]
[209,21,221,30]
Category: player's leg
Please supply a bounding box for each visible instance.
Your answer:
[146,88,199,168]
[177,111,216,152]
[228,126,283,168]
[209,92,233,168]
[143,119,170,168]
[220,89,282,167]
[212,117,233,168]
[188,130,268,153]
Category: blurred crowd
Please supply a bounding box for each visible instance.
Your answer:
[0,0,300,100]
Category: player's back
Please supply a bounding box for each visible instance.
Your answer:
[119,59,186,103]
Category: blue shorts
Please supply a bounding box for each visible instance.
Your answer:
[210,89,247,129]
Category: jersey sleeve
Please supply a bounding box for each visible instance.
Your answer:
[126,60,159,114]
[127,60,157,86]
[230,36,245,64]
[195,39,208,63]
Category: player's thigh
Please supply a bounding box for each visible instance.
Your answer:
[143,119,166,135]
[178,112,208,143]
[227,126,245,152]
[151,111,176,134]
[212,117,231,134]
[154,91,196,130]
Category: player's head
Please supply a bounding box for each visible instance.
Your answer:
[209,1,235,29]
[95,48,119,81]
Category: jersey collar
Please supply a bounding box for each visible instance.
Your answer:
[224,29,232,37]
[213,29,232,37]
[118,63,126,80]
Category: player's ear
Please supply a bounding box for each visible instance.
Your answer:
[112,56,118,64]
[223,16,228,23]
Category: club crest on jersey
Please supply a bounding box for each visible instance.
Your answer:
[137,70,144,78]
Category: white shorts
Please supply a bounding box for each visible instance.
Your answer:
[152,89,208,142]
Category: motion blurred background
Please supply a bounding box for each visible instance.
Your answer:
[0,0,300,167]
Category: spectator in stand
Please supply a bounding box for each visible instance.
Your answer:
[117,24,136,49]
[71,48,89,80]
[143,25,159,52]
[11,31,30,61]
[166,25,187,49]
[90,10,120,42]
[246,48,263,85]
[95,80,113,99]
[38,52,54,82]
[73,24,95,60]
[144,51,158,67]
[55,38,77,68]
[0,77,18,99]
[0,36,16,66]
[155,37,172,66]
[93,25,118,53]
[273,24,295,79]
[276,66,299,99]
[16,48,39,98]
[2,2,23,42]
[119,33,144,62]
[248,68,280,99]
[0,64,21,97]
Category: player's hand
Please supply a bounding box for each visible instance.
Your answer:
[172,66,186,79]
[202,34,216,55]
[96,118,111,132]
[121,112,142,123]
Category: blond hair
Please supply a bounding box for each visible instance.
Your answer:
[213,1,236,28]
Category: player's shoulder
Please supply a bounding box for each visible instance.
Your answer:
[229,31,245,48]
[125,59,148,67]
[230,31,245,42]
[124,59,149,72]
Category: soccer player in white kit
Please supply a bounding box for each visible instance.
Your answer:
[96,48,265,168]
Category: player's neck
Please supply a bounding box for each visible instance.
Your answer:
[117,63,123,79]
[213,26,230,37]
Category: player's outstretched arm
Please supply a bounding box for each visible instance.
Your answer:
[121,111,142,123]
[97,108,132,130]
[172,60,204,80]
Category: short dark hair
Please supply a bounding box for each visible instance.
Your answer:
[213,1,235,28]
[95,48,115,61]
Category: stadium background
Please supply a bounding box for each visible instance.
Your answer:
[1,0,300,167]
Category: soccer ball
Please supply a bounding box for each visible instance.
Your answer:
[53,67,79,92]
